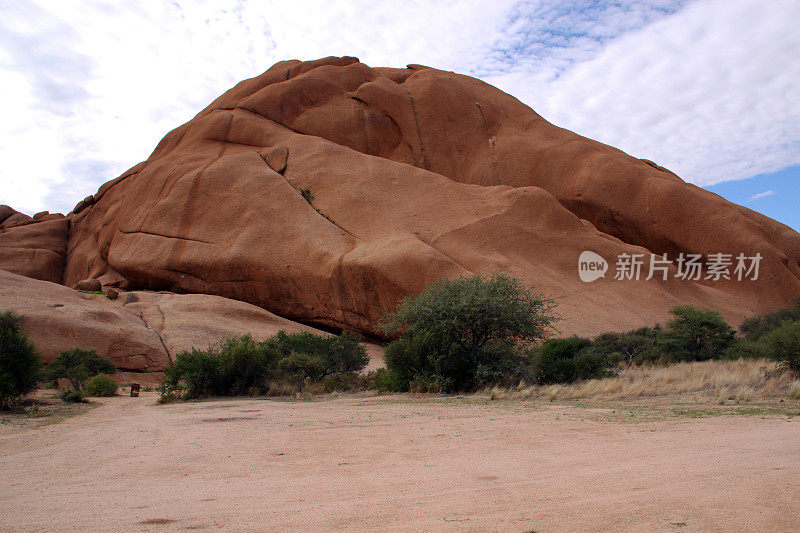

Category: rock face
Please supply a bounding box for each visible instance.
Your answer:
[0,269,382,373]
[0,206,67,283]
[0,269,168,371]
[75,278,102,292]
[19,56,800,338]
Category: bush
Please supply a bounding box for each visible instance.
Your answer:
[162,331,370,399]
[44,348,116,391]
[739,298,800,341]
[0,311,42,409]
[721,339,764,360]
[272,331,369,376]
[761,320,800,372]
[590,328,661,366]
[530,337,613,384]
[379,273,557,391]
[660,306,735,362]
[373,367,407,393]
[84,374,118,397]
[60,389,86,403]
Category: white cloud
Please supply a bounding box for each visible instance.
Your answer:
[0,0,797,214]
[749,190,775,202]
[489,0,800,186]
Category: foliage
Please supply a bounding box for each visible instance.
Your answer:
[379,273,557,391]
[272,331,369,376]
[761,320,800,372]
[373,367,407,393]
[0,311,42,409]
[721,339,764,360]
[162,331,369,399]
[300,188,314,204]
[84,374,118,397]
[60,389,86,403]
[529,337,613,384]
[660,306,736,362]
[44,349,116,391]
[739,298,800,341]
[590,328,661,366]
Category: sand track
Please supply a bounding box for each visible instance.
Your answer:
[1,393,798,532]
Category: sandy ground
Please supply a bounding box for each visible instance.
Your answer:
[1,393,799,532]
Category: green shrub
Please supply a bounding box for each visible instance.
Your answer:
[660,305,735,362]
[530,337,612,384]
[739,298,800,341]
[590,328,662,366]
[44,348,115,391]
[721,339,764,360]
[215,335,279,396]
[278,352,327,382]
[373,367,407,393]
[379,273,557,391]
[761,320,800,372]
[60,389,86,403]
[162,331,370,399]
[272,331,369,377]
[0,311,42,409]
[84,374,118,397]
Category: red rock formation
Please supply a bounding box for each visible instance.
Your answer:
[0,205,67,283]
[0,270,168,371]
[43,56,800,336]
[0,269,383,372]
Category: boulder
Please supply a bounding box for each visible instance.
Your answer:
[53,57,799,337]
[0,269,384,374]
[75,278,102,292]
[0,211,68,283]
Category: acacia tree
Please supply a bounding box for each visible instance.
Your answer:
[662,305,735,362]
[379,273,558,391]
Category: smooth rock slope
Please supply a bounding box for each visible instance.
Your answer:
[5,56,800,342]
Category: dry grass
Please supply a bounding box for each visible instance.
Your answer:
[519,359,797,403]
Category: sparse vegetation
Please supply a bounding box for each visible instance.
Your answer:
[520,359,794,402]
[300,188,314,204]
[0,311,42,409]
[161,331,369,400]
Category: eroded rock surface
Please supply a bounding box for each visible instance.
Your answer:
[0,269,383,373]
[0,206,67,283]
[12,57,800,337]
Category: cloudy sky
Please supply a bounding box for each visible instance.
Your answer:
[1,0,798,229]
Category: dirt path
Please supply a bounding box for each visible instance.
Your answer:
[1,393,798,532]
